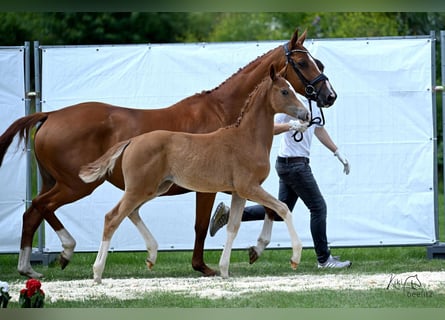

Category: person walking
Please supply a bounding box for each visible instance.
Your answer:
[209,102,352,269]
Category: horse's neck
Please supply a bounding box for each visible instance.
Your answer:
[136,45,285,132]
[211,46,285,123]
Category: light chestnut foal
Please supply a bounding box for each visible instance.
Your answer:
[79,65,309,283]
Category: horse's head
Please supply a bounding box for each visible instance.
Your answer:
[283,29,337,108]
[269,64,310,123]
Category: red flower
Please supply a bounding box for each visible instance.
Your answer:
[19,279,45,308]
[24,279,44,297]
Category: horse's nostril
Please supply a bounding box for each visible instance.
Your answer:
[327,93,337,103]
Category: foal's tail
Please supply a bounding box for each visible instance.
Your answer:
[79,140,131,183]
[0,112,49,166]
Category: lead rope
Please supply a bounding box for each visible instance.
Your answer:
[292,99,325,142]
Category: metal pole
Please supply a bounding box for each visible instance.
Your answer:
[427,30,445,258]
[34,41,44,254]
[437,30,445,245]
[430,30,439,243]
[24,42,32,211]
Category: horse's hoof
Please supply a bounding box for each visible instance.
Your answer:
[192,263,217,276]
[146,259,154,270]
[59,255,70,270]
[18,269,44,279]
[290,260,299,270]
[248,246,259,264]
[202,268,217,277]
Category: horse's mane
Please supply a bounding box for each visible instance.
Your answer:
[199,45,280,95]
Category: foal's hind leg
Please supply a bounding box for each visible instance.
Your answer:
[127,209,158,269]
[94,193,148,284]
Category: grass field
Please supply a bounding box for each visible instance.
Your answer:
[1,245,444,307]
[0,189,444,308]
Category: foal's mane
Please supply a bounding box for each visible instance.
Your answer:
[225,76,271,129]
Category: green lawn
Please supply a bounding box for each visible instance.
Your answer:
[1,245,444,307]
[1,187,444,308]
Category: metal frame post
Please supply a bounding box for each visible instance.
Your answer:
[29,41,57,266]
[427,30,445,258]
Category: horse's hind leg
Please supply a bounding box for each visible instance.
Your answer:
[18,178,97,278]
[127,209,158,269]
[18,205,45,278]
[192,192,217,276]
[18,203,76,278]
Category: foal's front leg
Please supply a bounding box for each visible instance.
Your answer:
[248,187,302,269]
[218,192,246,278]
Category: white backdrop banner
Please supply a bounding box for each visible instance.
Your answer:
[0,47,27,252]
[40,36,436,253]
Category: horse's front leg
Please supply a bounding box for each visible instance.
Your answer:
[128,209,158,270]
[249,213,274,264]
[192,192,217,276]
[219,193,246,278]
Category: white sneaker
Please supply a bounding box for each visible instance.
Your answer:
[317,255,352,269]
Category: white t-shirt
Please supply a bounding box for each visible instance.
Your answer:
[275,104,323,158]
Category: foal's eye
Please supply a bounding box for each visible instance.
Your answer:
[281,89,289,95]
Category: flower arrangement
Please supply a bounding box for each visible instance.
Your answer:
[19,279,45,308]
[0,281,11,308]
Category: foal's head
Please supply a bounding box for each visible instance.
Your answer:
[268,64,310,122]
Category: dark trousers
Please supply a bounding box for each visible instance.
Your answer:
[242,157,330,263]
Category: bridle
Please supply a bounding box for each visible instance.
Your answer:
[283,43,327,142]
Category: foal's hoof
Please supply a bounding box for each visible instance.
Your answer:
[59,255,70,270]
[290,260,299,270]
[248,246,260,264]
[146,259,154,270]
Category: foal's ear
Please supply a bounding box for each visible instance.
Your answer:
[269,64,277,81]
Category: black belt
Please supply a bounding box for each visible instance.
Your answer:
[277,156,309,164]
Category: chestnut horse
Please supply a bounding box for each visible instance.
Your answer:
[0,29,336,279]
[79,65,308,283]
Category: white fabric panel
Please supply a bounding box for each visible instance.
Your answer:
[0,47,27,252]
[41,38,436,253]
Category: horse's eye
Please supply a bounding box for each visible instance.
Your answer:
[297,60,307,68]
[281,89,289,95]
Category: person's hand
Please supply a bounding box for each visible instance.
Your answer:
[334,149,350,175]
[288,120,309,132]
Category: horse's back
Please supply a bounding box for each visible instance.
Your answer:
[34,102,145,183]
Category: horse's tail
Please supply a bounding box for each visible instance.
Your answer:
[0,112,49,166]
[79,140,131,183]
